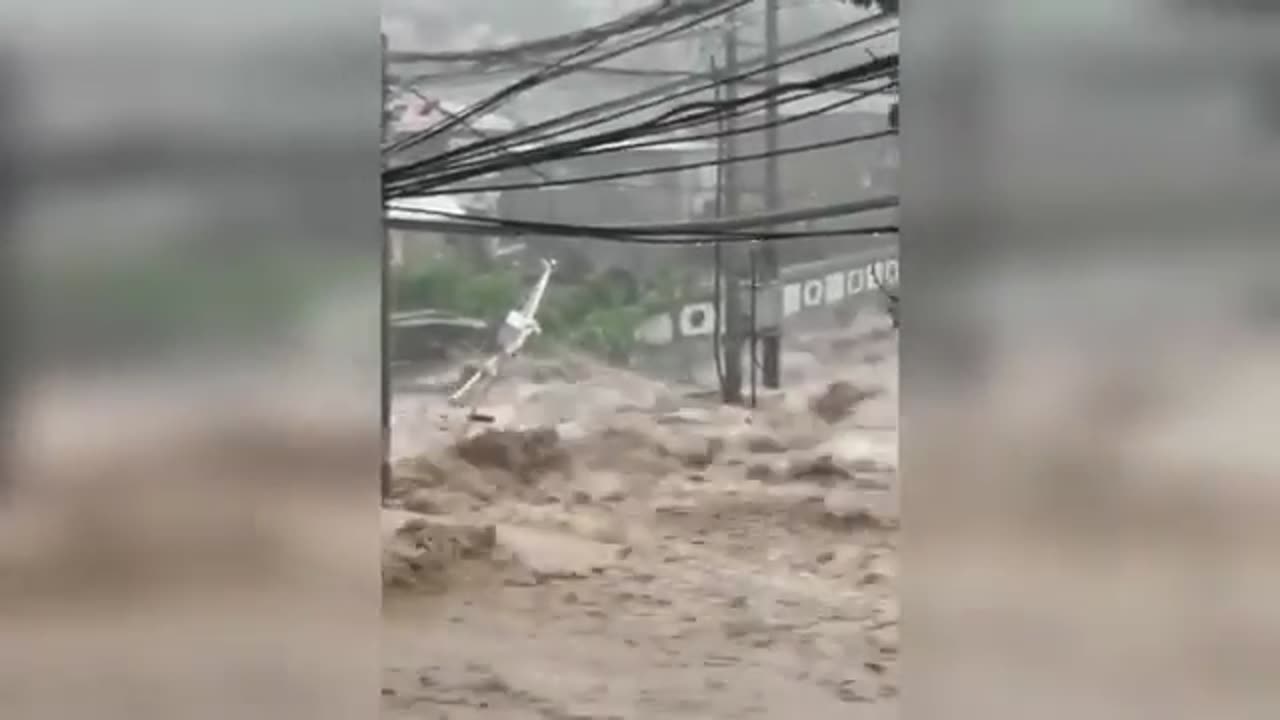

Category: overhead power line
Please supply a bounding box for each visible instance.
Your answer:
[537,78,895,161]
[384,0,752,160]
[384,37,608,158]
[393,18,897,176]
[412,61,892,96]
[388,51,897,185]
[386,214,899,244]
[388,0,744,64]
[403,16,896,154]
[437,42,897,173]
[413,127,895,196]
[387,195,898,240]
[390,74,892,194]
[384,54,898,195]
[380,14,901,246]
[397,86,555,185]
[391,26,712,75]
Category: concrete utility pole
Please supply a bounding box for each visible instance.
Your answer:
[381,33,393,504]
[0,52,13,500]
[719,20,746,405]
[759,0,783,388]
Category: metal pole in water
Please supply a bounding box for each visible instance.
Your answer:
[760,0,783,389]
[380,32,393,504]
[720,17,745,405]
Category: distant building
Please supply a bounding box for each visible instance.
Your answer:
[387,91,518,135]
[384,194,467,269]
[385,89,520,168]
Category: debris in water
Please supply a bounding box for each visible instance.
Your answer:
[809,381,879,424]
[453,427,569,482]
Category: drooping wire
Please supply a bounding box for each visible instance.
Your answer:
[394,86,555,185]
[393,16,897,177]
[413,22,898,176]
[387,214,898,243]
[405,82,898,197]
[401,127,894,198]
[384,0,753,162]
[388,0,746,65]
[385,54,898,195]
[549,79,896,159]
[386,0,754,165]
[402,75,895,185]
[385,34,614,159]
[386,194,898,242]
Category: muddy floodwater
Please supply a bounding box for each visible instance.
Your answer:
[383,316,899,719]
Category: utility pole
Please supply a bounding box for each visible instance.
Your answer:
[380,33,393,504]
[720,19,745,405]
[759,0,783,389]
[0,51,13,500]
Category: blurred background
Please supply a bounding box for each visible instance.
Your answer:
[905,0,1280,718]
[0,0,1277,718]
[0,2,381,719]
